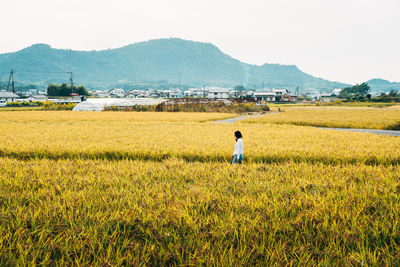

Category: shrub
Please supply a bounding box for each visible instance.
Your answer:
[42,101,76,110]
[262,105,270,111]
[6,101,44,107]
[105,101,269,114]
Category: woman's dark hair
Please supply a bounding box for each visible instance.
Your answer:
[234,130,242,139]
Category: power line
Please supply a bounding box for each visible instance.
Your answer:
[295,85,300,96]
[1,69,75,95]
[12,70,71,74]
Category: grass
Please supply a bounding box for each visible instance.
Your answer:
[0,111,399,265]
[244,106,400,130]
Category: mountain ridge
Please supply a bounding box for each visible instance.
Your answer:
[365,78,400,94]
[0,38,358,91]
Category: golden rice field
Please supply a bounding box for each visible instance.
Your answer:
[1,110,400,265]
[1,111,400,165]
[244,106,400,130]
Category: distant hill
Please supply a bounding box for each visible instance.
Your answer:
[366,79,400,94]
[0,38,349,90]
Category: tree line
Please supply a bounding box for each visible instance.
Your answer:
[338,83,370,101]
[47,83,89,97]
[338,82,399,102]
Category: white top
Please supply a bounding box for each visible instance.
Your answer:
[233,138,244,155]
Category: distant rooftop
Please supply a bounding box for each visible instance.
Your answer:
[0,91,19,98]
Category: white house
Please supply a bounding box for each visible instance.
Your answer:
[147,89,183,98]
[154,90,171,98]
[108,88,125,98]
[26,94,47,102]
[91,90,110,98]
[33,94,47,101]
[272,89,289,95]
[17,95,47,103]
[253,89,297,103]
[0,91,19,103]
[170,89,182,98]
[184,88,207,97]
[207,87,232,99]
[126,90,148,98]
[253,92,276,102]
[320,93,338,102]
[237,90,256,100]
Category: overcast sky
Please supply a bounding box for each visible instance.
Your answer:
[1,0,399,84]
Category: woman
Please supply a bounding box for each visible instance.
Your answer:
[231,130,244,164]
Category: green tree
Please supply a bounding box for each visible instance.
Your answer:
[75,85,89,96]
[47,83,89,96]
[339,82,370,100]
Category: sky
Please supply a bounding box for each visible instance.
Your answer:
[1,0,399,84]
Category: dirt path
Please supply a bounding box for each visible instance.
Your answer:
[318,127,400,137]
[215,113,400,136]
[215,112,277,123]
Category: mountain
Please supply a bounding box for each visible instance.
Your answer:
[366,79,400,94]
[0,38,348,90]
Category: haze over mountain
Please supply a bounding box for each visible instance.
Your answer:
[0,38,366,91]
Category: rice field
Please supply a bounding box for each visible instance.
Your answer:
[0,110,236,123]
[1,111,400,265]
[1,111,400,165]
[244,106,400,130]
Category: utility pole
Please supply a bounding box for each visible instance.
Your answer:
[320,88,323,102]
[203,85,206,98]
[262,82,264,91]
[7,69,15,93]
[67,72,74,95]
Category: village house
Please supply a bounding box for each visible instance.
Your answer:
[207,87,232,99]
[146,89,183,98]
[320,93,339,102]
[319,89,343,102]
[29,94,47,102]
[0,91,19,106]
[237,90,256,100]
[252,89,297,103]
[253,92,276,102]
[91,90,110,98]
[17,94,48,103]
[170,89,183,98]
[126,90,148,98]
[153,90,171,98]
[108,88,125,98]
[184,88,207,97]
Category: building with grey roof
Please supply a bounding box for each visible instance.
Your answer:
[0,91,19,102]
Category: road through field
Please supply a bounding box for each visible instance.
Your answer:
[215,112,277,123]
[319,127,400,136]
[216,112,400,136]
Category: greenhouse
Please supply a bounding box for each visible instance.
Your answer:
[73,98,166,111]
